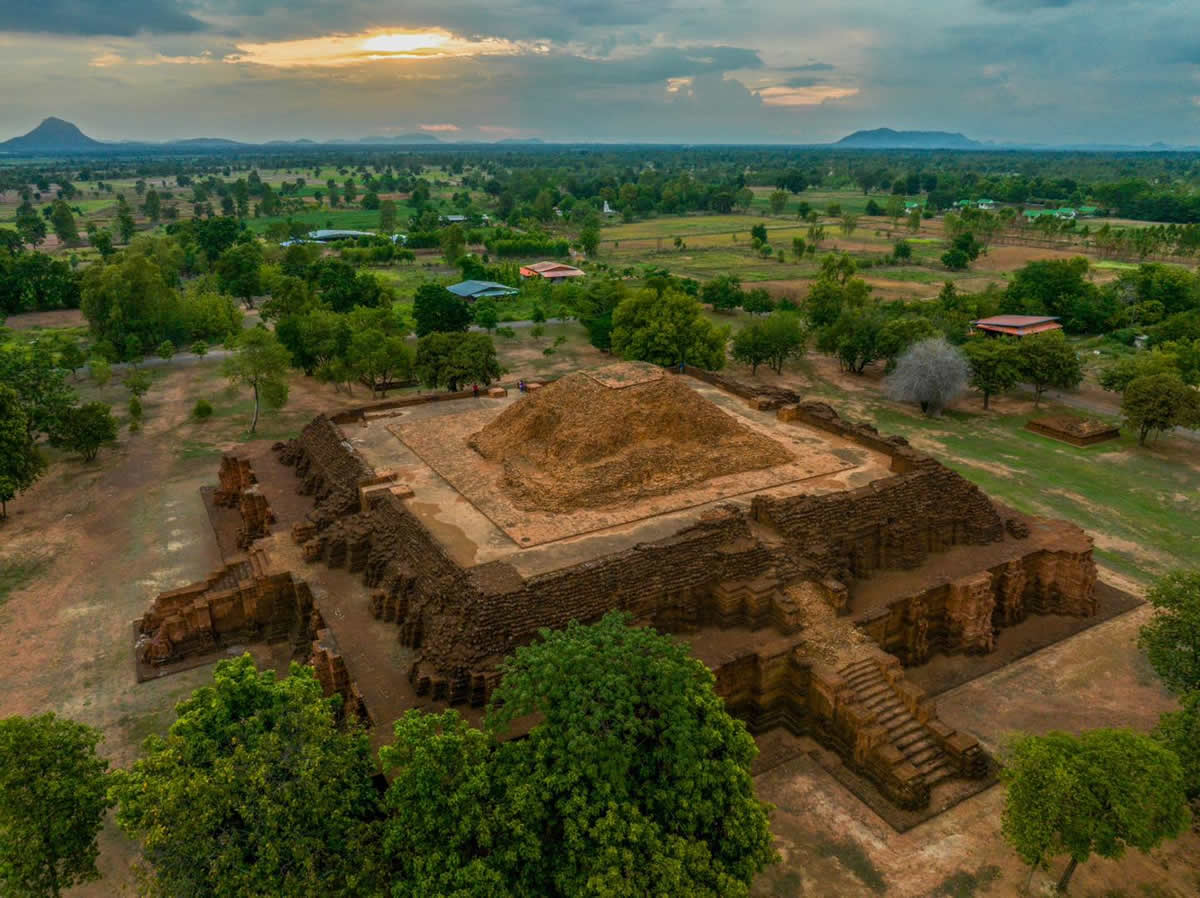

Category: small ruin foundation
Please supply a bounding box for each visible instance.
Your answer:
[1026,414,1121,446]
[135,362,1106,824]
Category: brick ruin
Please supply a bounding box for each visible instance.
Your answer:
[133,365,1098,813]
[1026,414,1121,447]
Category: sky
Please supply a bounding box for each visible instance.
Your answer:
[0,0,1197,145]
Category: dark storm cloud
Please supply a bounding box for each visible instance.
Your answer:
[195,0,675,41]
[0,0,209,35]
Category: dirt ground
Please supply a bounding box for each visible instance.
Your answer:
[0,362,368,897]
[4,308,87,330]
[752,595,1200,898]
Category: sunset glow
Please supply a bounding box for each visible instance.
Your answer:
[229,28,523,68]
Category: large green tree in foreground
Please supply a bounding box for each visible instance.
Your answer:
[382,613,776,897]
[0,714,113,898]
[484,612,776,897]
[1001,729,1189,894]
[111,656,383,898]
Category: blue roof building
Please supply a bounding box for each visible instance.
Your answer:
[447,280,520,301]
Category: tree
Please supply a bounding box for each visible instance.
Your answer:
[742,287,775,316]
[484,613,777,896]
[50,200,78,245]
[579,223,600,257]
[816,303,886,374]
[839,211,859,236]
[379,199,397,233]
[414,332,501,391]
[886,196,905,229]
[16,200,47,247]
[963,337,1023,408]
[0,346,77,438]
[413,283,473,336]
[123,368,152,399]
[611,288,729,370]
[877,316,938,371]
[222,327,290,433]
[1139,569,1200,695]
[143,188,162,223]
[90,357,111,388]
[473,298,499,333]
[761,310,807,373]
[216,241,264,309]
[1019,331,1083,406]
[768,190,788,214]
[731,321,772,375]
[379,710,504,898]
[53,402,118,462]
[885,337,968,415]
[701,274,745,312]
[1001,729,1189,894]
[440,224,466,264]
[1098,350,1182,393]
[0,385,45,519]
[1154,691,1200,800]
[0,714,113,898]
[346,314,413,398]
[56,339,86,380]
[1121,373,1200,445]
[115,195,136,243]
[111,656,383,898]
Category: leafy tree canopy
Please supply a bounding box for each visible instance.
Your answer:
[1140,569,1200,695]
[112,657,383,898]
[413,283,473,337]
[0,713,113,898]
[611,288,728,370]
[1001,729,1189,893]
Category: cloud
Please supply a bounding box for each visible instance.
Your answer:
[1,0,208,36]
[757,85,859,107]
[781,62,835,71]
[419,123,459,131]
[226,28,528,67]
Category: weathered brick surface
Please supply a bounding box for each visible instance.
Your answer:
[276,416,373,530]
[751,464,1005,581]
[267,370,1099,812]
[133,550,315,675]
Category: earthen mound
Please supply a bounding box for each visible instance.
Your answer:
[469,364,792,511]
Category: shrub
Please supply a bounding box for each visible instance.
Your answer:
[191,340,209,356]
[192,399,213,420]
[128,397,142,420]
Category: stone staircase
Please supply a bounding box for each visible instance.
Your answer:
[840,658,959,788]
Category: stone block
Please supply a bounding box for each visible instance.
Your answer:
[488,387,507,398]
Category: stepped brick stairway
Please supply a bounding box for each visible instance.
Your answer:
[839,658,959,789]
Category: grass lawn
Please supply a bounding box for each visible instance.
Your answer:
[801,374,1199,584]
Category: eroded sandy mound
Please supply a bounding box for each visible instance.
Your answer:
[469,365,792,511]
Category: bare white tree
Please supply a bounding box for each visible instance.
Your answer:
[885,337,968,416]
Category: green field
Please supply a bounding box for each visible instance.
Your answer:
[798,371,1199,584]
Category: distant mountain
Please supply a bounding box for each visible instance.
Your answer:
[358,133,442,144]
[495,137,544,145]
[168,137,246,148]
[0,117,104,152]
[835,128,983,149]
